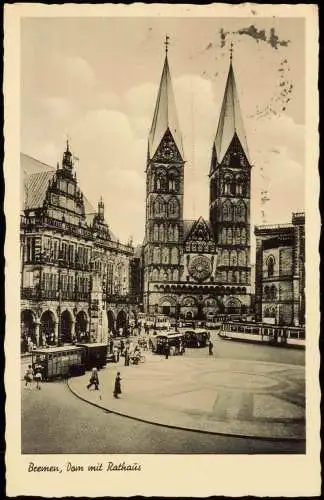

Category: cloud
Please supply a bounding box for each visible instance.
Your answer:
[40,96,73,121]
[124,82,157,118]
[64,56,96,88]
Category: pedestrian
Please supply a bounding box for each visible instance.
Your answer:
[208,340,213,355]
[87,367,99,390]
[24,364,34,388]
[124,347,129,366]
[34,364,43,390]
[113,345,119,363]
[165,340,170,359]
[113,371,122,399]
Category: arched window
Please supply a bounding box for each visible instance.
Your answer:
[174,225,179,242]
[241,228,246,245]
[227,228,233,244]
[222,200,233,221]
[152,269,159,281]
[171,247,179,265]
[270,285,277,300]
[168,225,174,241]
[267,256,275,277]
[160,269,168,281]
[235,201,246,222]
[222,228,227,244]
[159,224,164,242]
[240,271,246,283]
[223,175,232,195]
[154,170,167,192]
[168,198,179,217]
[153,247,161,264]
[168,172,179,192]
[233,271,239,283]
[162,247,169,264]
[264,285,270,299]
[238,250,246,266]
[153,224,159,242]
[172,269,179,281]
[230,251,237,266]
[222,249,229,266]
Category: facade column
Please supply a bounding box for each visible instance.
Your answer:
[34,321,40,347]
[71,319,76,342]
[54,322,59,344]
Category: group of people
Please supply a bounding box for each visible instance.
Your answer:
[86,367,122,399]
[24,363,43,390]
[109,338,144,366]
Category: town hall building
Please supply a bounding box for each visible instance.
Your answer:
[142,45,252,320]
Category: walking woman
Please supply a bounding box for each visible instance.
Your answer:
[87,367,100,390]
[113,371,122,399]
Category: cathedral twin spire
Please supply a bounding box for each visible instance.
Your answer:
[149,38,249,166]
[148,39,184,160]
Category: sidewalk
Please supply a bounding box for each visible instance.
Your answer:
[68,351,305,441]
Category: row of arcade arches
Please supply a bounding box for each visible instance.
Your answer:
[21,308,131,348]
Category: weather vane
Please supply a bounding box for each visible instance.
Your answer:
[165,35,170,54]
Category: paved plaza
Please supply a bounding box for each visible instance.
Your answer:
[68,347,305,441]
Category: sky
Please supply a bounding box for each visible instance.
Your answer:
[21,15,305,247]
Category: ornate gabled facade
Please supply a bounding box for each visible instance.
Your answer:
[20,143,137,350]
[142,46,252,320]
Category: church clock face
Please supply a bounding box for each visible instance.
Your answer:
[188,255,212,282]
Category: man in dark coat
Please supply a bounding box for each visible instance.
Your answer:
[208,340,214,355]
[165,340,170,359]
[113,372,122,398]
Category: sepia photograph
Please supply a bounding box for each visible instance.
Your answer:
[4,3,320,497]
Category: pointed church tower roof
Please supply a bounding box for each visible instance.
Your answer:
[148,39,184,160]
[214,48,250,164]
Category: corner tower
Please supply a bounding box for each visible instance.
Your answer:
[143,38,185,314]
[209,46,252,288]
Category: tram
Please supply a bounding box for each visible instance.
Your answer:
[31,346,85,381]
[31,343,108,381]
[184,329,210,348]
[75,342,108,370]
[151,331,185,355]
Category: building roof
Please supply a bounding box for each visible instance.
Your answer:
[21,152,94,214]
[148,55,184,159]
[214,62,249,164]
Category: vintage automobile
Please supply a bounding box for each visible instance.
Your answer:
[31,346,85,381]
[151,331,185,355]
[184,329,209,348]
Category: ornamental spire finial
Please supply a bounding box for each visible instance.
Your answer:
[164,35,170,54]
[230,41,234,63]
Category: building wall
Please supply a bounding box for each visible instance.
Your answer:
[254,213,305,327]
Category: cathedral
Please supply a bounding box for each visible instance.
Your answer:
[142,44,252,320]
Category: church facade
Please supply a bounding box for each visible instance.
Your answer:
[142,49,252,320]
